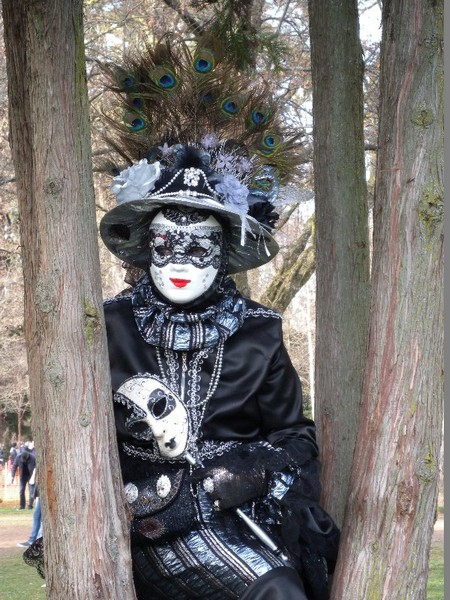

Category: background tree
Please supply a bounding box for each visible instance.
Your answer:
[2,1,136,597]
[331,1,444,597]
[260,214,316,313]
[308,0,370,527]
[0,13,29,441]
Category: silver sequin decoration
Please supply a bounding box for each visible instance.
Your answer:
[124,482,139,504]
[156,475,172,498]
[203,477,215,494]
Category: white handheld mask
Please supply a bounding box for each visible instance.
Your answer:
[149,209,223,304]
[115,375,189,459]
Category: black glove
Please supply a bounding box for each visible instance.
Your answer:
[193,465,267,510]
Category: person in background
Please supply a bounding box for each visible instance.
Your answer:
[8,442,18,480]
[11,440,36,510]
[17,469,43,548]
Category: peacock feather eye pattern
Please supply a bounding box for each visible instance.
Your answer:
[193,48,216,73]
[123,110,147,132]
[252,110,267,125]
[253,176,274,190]
[221,96,243,116]
[257,132,282,155]
[98,32,305,187]
[129,95,145,110]
[121,74,136,90]
[200,91,215,105]
[130,117,146,132]
[149,65,179,91]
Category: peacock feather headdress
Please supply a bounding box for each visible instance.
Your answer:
[99,33,305,273]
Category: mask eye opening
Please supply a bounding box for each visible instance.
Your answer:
[187,245,208,258]
[154,245,173,257]
[150,395,168,418]
[126,419,150,434]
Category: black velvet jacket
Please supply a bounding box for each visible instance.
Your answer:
[104,293,317,461]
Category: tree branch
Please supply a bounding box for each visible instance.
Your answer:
[261,214,315,312]
[160,0,205,34]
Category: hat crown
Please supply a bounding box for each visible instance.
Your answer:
[149,165,217,201]
[149,209,222,231]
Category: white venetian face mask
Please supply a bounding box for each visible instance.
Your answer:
[115,375,189,459]
[148,208,223,304]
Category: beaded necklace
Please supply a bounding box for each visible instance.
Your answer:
[156,342,225,454]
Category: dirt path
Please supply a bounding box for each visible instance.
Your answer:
[0,523,31,558]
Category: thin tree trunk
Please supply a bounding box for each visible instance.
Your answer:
[331,1,444,597]
[308,0,370,527]
[260,216,316,312]
[306,292,315,418]
[2,1,136,598]
[17,407,22,444]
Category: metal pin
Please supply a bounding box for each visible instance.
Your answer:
[185,451,290,564]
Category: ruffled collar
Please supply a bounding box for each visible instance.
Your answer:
[131,274,246,351]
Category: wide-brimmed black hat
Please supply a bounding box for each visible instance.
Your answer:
[100,147,280,274]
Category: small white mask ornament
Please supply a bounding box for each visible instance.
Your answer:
[149,208,223,304]
[115,375,189,459]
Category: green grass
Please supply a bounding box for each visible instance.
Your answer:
[0,505,46,600]
[0,553,46,600]
[0,505,35,527]
[426,541,445,600]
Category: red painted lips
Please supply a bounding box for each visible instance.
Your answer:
[170,278,190,288]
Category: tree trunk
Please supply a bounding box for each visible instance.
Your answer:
[331,1,444,597]
[260,216,315,312]
[308,0,370,527]
[2,2,136,598]
[17,407,23,444]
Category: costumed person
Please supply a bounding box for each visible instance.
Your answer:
[97,34,340,600]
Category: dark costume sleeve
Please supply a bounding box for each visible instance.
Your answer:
[255,321,318,465]
[238,315,340,598]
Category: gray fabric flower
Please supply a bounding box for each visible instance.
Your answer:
[111,159,161,203]
[216,174,249,214]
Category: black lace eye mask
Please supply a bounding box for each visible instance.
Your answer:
[149,227,223,269]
